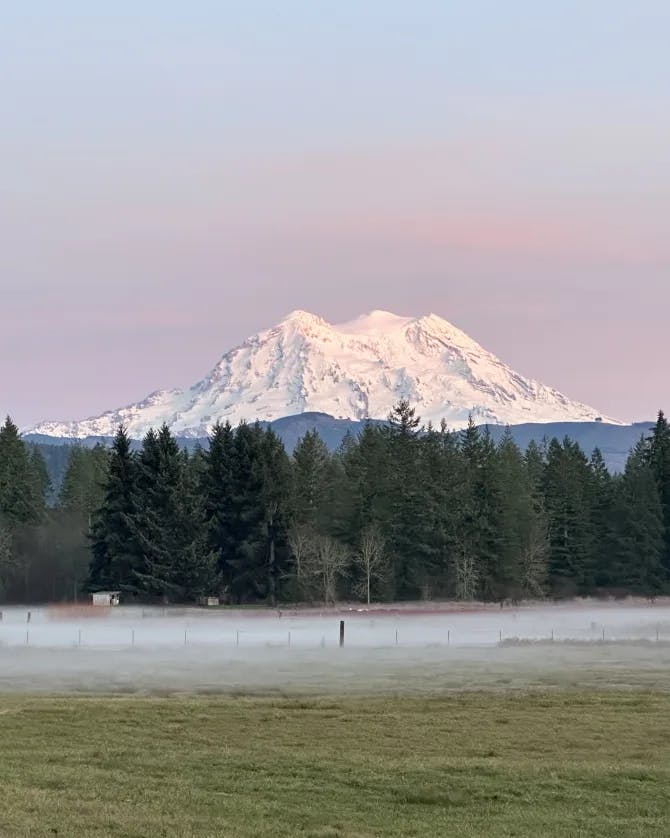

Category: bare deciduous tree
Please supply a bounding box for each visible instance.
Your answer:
[353,524,389,604]
[303,534,349,605]
[520,519,548,598]
[454,549,479,602]
[287,524,314,598]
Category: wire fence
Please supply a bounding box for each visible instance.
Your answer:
[1,606,670,650]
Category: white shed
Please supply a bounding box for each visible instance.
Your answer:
[198,596,220,607]
[91,591,120,606]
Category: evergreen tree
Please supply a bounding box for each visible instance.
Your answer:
[128,425,218,602]
[0,417,45,525]
[60,445,110,522]
[521,441,549,597]
[170,448,220,601]
[543,438,595,595]
[494,430,531,601]
[89,426,141,592]
[291,430,331,530]
[450,418,482,600]
[0,418,48,600]
[604,441,664,593]
[646,411,670,582]
[456,420,504,601]
[129,427,182,600]
[258,428,292,605]
[414,422,462,598]
[388,399,421,438]
[384,401,431,598]
[29,446,52,507]
[589,447,614,589]
[201,421,236,595]
[341,423,393,538]
[223,423,268,601]
[524,440,546,488]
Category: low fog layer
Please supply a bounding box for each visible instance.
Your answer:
[1,602,669,694]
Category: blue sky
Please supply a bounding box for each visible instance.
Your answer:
[1,1,669,426]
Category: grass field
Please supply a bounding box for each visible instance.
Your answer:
[1,691,670,837]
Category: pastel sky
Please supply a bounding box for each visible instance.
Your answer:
[2,1,669,428]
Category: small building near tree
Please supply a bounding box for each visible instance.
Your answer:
[91,591,121,607]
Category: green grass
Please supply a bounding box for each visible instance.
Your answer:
[1,692,670,837]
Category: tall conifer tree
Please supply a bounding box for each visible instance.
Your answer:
[543,438,595,595]
[605,441,664,592]
[89,426,141,592]
[385,400,430,597]
[646,411,670,583]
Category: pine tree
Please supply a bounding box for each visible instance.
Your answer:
[415,421,465,598]
[201,421,236,596]
[0,418,49,600]
[60,445,110,522]
[0,417,45,525]
[124,425,217,601]
[604,441,664,593]
[89,426,141,592]
[29,446,52,507]
[388,399,421,438]
[494,430,530,601]
[451,418,483,600]
[543,438,595,595]
[524,440,546,488]
[341,423,393,538]
[521,442,549,597]
[646,411,670,583]
[128,427,182,600]
[589,447,614,590]
[224,423,268,601]
[384,401,431,598]
[291,430,331,529]
[456,420,504,601]
[170,448,220,601]
[258,428,292,605]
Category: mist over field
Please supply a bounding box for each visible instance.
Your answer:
[2,600,670,695]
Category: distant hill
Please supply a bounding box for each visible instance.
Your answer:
[269,415,650,472]
[483,421,651,473]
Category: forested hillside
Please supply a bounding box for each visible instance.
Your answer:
[2,404,670,604]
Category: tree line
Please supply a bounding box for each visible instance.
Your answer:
[1,403,670,604]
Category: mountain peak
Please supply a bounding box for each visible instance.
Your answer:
[335,309,414,334]
[28,308,620,439]
[278,309,329,330]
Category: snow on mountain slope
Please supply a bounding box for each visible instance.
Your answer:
[28,309,618,438]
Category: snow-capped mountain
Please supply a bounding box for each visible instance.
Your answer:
[28,309,618,438]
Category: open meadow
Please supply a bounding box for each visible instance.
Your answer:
[1,692,670,837]
[2,601,670,836]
